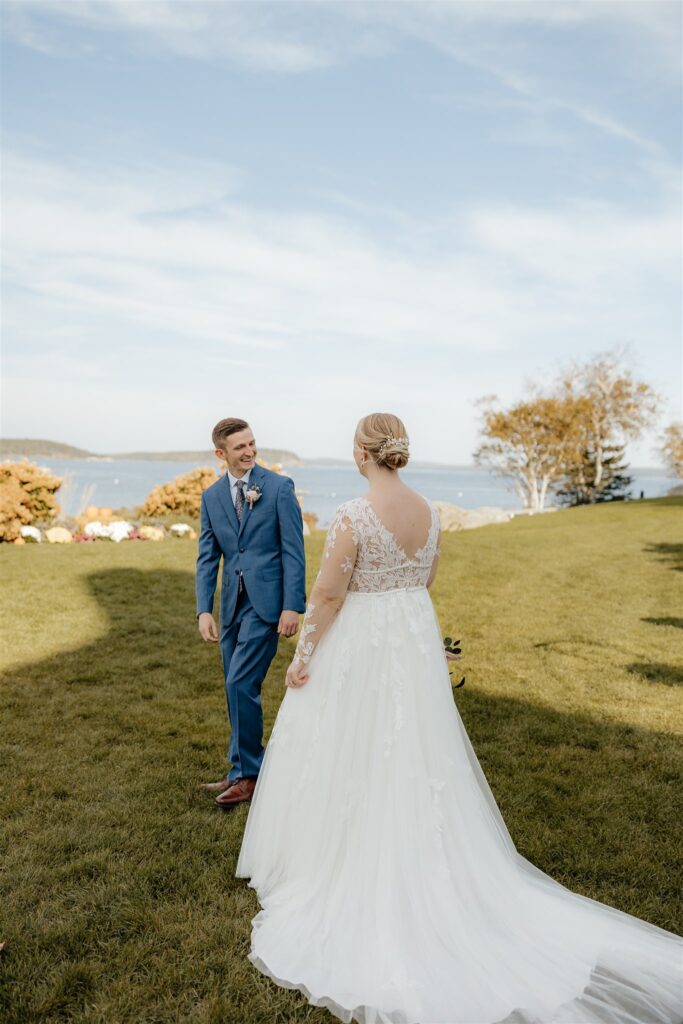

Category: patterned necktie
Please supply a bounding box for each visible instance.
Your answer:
[234,479,245,522]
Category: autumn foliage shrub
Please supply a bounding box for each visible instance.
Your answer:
[302,511,319,531]
[0,459,62,541]
[141,466,218,518]
[659,422,683,480]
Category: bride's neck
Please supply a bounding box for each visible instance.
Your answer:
[364,468,406,494]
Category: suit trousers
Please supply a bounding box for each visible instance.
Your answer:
[219,582,280,783]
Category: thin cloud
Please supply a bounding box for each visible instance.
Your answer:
[4,150,679,372]
[3,0,679,75]
[1,2,679,460]
[1,0,337,71]
[3,0,675,160]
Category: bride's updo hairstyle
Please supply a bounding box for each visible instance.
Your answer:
[356,412,410,471]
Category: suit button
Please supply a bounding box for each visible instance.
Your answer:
[239,547,245,552]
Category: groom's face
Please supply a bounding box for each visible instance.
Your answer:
[216,428,257,476]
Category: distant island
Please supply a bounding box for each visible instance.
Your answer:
[0,438,669,475]
[1,438,477,471]
[304,455,477,470]
[0,438,304,466]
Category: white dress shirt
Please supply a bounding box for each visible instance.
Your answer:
[226,467,252,509]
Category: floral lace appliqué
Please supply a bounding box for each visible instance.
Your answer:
[291,495,440,669]
[342,496,439,594]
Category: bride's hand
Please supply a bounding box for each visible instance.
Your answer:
[285,659,309,688]
[443,637,463,663]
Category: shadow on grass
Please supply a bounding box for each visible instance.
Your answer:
[532,640,683,687]
[643,540,683,571]
[532,638,625,661]
[1,567,682,1024]
[531,638,683,688]
[641,616,683,629]
[625,662,683,686]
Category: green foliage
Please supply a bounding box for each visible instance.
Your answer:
[553,441,633,506]
[1,498,682,1021]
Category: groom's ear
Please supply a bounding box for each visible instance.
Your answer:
[215,447,228,466]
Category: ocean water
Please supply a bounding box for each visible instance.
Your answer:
[34,458,678,527]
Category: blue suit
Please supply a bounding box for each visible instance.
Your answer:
[196,464,306,781]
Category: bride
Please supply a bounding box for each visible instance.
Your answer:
[235,412,682,1024]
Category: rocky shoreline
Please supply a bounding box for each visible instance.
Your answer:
[433,487,682,532]
[431,501,548,531]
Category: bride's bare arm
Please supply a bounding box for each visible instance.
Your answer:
[286,506,359,687]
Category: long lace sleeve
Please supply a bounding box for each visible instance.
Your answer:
[426,523,441,589]
[291,504,359,670]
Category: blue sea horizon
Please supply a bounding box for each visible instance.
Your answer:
[36,458,679,528]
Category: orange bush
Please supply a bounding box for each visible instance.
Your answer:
[302,511,319,531]
[141,466,218,517]
[0,459,62,542]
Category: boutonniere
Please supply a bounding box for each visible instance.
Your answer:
[245,483,262,509]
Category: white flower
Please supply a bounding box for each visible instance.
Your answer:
[107,520,133,543]
[84,520,133,542]
[20,525,42,542]
[170,523,191,535]
[84,521,107,538]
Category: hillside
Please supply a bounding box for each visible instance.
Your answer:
[108,448,303,464]
[0,438,303,465]
[0,438,94,459]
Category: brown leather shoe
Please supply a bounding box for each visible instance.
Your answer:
[215,776,257,810]
[199,777,236,792]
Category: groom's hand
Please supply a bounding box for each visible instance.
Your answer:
[198,612,219,643]
[277,610,299,638]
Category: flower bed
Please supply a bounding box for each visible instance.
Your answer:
[15,516,197,545]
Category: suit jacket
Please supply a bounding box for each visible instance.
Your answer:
[195,463,307,626]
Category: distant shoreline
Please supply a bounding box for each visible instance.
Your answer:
[0,438,670,474]
[0,438,303,465]
[0,438,484,471]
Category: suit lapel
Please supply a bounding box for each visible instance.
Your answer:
[216,473,240,536]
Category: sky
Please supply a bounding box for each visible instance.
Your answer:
[1,0,681,466]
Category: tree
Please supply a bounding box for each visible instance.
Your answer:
[473,348,661,511]
[555,349,659,500]
[657,422,683,479]
[473,393,585,511]
[553,441,633,506]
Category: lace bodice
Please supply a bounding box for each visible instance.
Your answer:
[333,496,440,593]
[291,496,441,670]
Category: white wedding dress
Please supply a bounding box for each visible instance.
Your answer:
[235,495,683,1024]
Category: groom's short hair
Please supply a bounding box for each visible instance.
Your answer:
[212,417,251,450]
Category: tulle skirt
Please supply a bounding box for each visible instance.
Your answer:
[235,586,683,1024]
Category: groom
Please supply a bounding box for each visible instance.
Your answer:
[196,417,306,809]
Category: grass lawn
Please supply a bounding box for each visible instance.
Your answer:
[1,497,682,1023]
